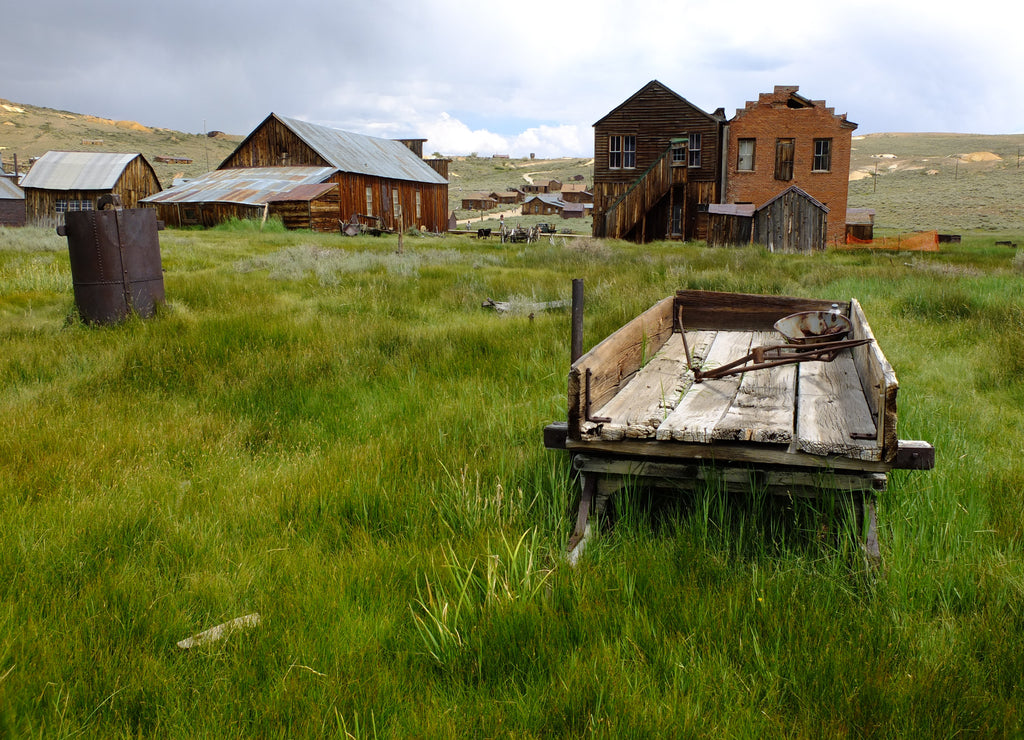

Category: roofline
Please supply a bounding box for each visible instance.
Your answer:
[593,80,724,127]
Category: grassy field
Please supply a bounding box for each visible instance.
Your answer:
[1,220,1022,737]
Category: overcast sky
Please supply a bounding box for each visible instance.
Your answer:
[4,0,1022,158]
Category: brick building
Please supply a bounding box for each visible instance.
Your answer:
[724,86,856,247]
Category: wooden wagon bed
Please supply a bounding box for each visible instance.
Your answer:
[545,290,935,557]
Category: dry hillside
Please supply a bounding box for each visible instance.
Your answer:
[0,98,241,187]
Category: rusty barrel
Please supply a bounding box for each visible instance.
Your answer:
[61,208,165,324]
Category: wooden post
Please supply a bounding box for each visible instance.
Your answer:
[571,278,584,364]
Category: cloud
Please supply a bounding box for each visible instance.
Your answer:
[3,0,1024,158]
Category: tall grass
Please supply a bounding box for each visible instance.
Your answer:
[1,225,1022,736]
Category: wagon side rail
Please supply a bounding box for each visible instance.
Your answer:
[568,295,675,439]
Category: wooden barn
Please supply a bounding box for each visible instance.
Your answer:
[19,151,162,228]
[706,203,754,246]
[592,80,726,242]
[0,174,25,227]
[754,186,828,253]
[146,113,448,232]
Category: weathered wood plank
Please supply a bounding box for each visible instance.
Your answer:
[848,298,899,461]
[712,331,796,443]
[656,331,752,442]
[675,290,848,332]
[569,296,675,439]
[585,331,715,440]
[572,455,887,496]
[796,350,880,461]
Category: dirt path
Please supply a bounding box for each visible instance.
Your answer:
[455,206,522,226]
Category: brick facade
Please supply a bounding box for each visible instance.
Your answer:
[724,86,856,246]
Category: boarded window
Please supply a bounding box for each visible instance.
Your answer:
[813,138,832,172]
[672,140,687,166]
[775,138,795,181]
[737,138,755,171]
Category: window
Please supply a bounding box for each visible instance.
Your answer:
[688,133,702,168]
[774,138,795,181]
[608,135,636,169]
[415,191,422,220]
[813,138,832,172]
[392,189,401,219]
[737,138,756,171]
[623,135,636,168]
[55,199,93,213]
[672,140,687,166]
[365,186,373,216]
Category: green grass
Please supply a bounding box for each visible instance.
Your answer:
[1,224,1023,737]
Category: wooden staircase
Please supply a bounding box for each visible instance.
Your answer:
[601,140,688,241]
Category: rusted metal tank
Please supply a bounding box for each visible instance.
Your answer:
[59,207,165,324]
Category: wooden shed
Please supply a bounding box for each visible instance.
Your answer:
[214,113,448,233]
[754,186,829,253]
[0,174,25,227]
[706,203,754,246]
[19,151,162,228]
[141,167,339,230]
[846,208,875,242]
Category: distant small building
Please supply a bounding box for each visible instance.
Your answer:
[0,174,26,226]
[461,193,497,210]
[522,179,561,194]
[561,202,588,219]
[489,190,524,204]
[846,207,875,242]
[560,182,593,204]
[19,151,162,227]
[522,194,565,216]
[154,155,194,164]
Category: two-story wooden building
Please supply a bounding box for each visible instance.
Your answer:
[592,80,726,242]
[724,86,857,248]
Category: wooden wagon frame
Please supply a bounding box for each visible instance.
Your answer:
[544,289,935,559]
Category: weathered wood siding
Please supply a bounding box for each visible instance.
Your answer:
[222,117,448,232]
[593,80,723,240]
[25,156,162,228]
[0,199,25,226]
[147,202,264,228]
[707,213,753,247]
[269,188,341,232]
[754,190,828,253]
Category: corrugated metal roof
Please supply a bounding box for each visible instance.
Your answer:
[141,167,336,206]
[274,115,447,185]
[19,151,141,190]
[266,182,338,202]
[0,177,24,199]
